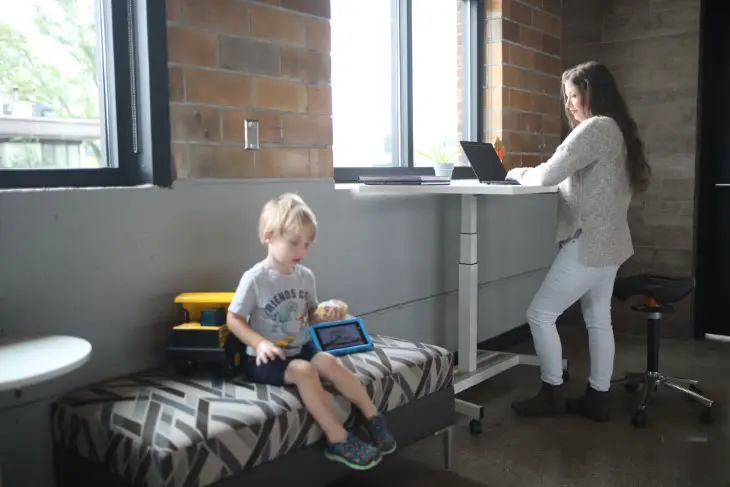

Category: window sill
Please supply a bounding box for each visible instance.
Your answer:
[0,183,158,195]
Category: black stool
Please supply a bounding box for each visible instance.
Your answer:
[611,274,714,427]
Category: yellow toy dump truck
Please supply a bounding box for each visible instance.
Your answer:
[165,292,246,378]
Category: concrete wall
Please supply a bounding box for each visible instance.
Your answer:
[561,0,701,337]
[0,180,558,486]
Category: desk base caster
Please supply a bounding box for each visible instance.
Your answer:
[469,419,482,436]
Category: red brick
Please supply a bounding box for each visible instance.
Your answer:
[507,44,534,69]
[542,0,561,17]
[543,33,561,56]
[306,18,331,53]
[520,25,543,50]
[280,0,330,19]
[221,109,282,144]
[167,26,217,67]
[171,142,189,178]
[255,148,311,178]
[534,93,561,114]
[533,51,554,74]
[502,19,520,43]
[186,69,251,107]
[166,0,181,22]
[517,112,543,132]
[309,148,333,177]
[250,77,306,112]
[507,89,532,110]
[532,8,561,36]
[524,70,560,95]
[543,114,562,134]
[550,56,563,76]
[307,85,331,115]
[508,0,533,25]
[169,67,184,101]
[187,145,256,179]
[281,48,331,84]
[250,4,306,46]
[282,113,333,145]
[218,37,281,76]
[521,154,543,167]
[182,0,249,36]
[170,104,221,142]
[502,153,521,171]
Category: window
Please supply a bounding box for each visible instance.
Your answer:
[0,0,171,189]
[332,0,483,182]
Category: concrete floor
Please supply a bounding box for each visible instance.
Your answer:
[333,327,730,487]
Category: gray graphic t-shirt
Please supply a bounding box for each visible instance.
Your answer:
[229,261,318,357]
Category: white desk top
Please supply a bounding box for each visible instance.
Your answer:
[0,335,92,391]
[336,179,558,195]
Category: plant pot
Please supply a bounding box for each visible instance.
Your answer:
[434,163,454,178]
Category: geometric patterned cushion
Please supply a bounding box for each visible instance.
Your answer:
[52,334,453,487]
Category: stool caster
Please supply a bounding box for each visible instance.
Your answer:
[469,419,482,436]
[631,409,648,428]
[700,405,714,425]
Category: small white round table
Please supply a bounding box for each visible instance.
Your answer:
[0,334,92,392]
[0,334,92,487]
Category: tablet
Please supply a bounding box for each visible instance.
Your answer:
[309,318,374,356]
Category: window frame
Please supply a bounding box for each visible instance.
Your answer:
[333,0,484,183]
[0,0,172,190]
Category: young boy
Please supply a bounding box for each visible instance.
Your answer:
[226,193,395,471]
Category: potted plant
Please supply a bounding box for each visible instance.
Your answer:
[416,144,459,178]
[494,136,506,161]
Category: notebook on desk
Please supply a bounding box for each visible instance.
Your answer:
[358,175,452,186]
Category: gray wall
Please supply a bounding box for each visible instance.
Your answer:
[0,179,557,487]
[561,0,701,337]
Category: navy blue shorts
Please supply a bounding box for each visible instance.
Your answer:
[244,342,318,386]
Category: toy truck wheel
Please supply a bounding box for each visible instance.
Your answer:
[174,360,198,377]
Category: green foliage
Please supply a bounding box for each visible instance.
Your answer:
[0,0,98,118]
[415,144,459,164]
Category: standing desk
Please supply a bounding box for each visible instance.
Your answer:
[340,180,567,434]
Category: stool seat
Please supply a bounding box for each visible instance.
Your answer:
[613,274,695,305]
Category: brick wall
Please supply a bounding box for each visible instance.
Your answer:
[561,0,700,338]
[165,0,333,180]
[485,0,563,171]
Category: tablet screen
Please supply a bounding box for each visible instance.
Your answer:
[314,322,367,351]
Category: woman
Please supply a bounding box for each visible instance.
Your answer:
[506,60,651,422]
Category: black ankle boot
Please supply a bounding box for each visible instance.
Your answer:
[566,384,611,422]
[511,381,566,417]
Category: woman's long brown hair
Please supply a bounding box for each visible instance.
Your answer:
[562,61,651,193]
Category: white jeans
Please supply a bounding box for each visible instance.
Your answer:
[527,234,619,392]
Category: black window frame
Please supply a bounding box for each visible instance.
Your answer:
[0,0,172,190]
[333,0,484,183]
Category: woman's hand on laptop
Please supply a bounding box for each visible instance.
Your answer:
[506,167,529,183]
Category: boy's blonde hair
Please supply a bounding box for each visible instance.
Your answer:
[258,193,317,245]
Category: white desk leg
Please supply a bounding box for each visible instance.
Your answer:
[454,195,489,426]
[458,194,478,373]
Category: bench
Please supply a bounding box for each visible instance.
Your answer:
[51,334,455,487]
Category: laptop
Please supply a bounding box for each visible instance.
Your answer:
[459,141,520,185]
